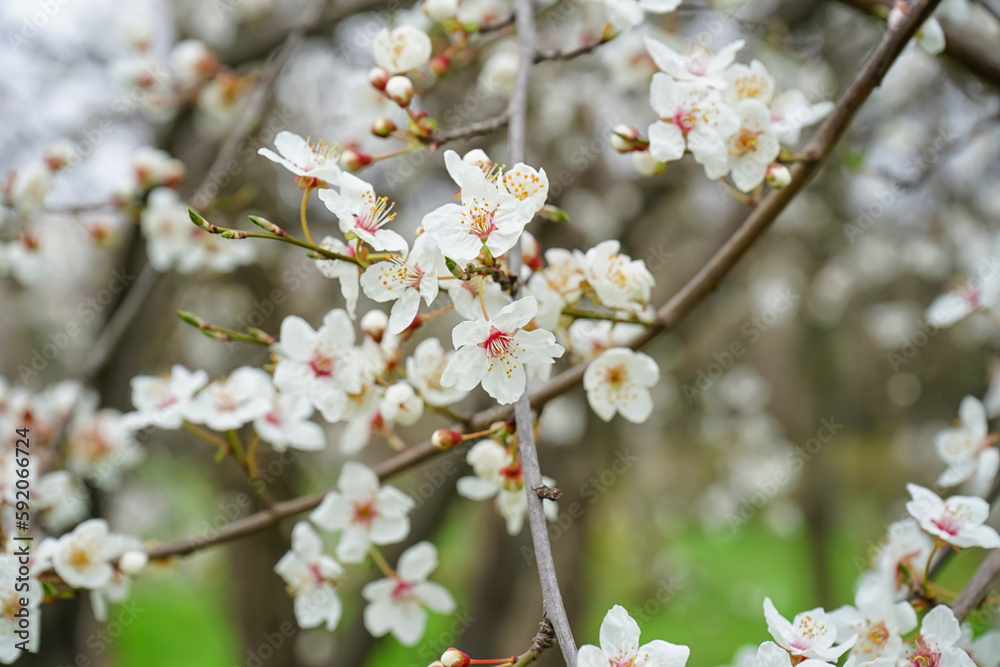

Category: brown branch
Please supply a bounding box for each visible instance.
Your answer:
[950,549,1000,622]
[836,0,1000,88]
[146,0,944,578]
[427,39,612,148]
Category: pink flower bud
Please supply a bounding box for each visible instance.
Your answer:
[43,139,78,171]
[432,430,463,451]
[611,124,643,153]
[341,148,373,172]
[371,117,398,138]
[440,649,470,667]
[368,67,390,90]
[766,164,791,189]
[429,53,450,76]
[385,75,414,107]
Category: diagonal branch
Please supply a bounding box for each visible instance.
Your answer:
[145,0,944,610]
[950,548,1000,622]
[836,0,1000,88]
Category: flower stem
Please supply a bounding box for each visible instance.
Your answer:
[369,547,396,578]
[300,186,315,246]
[477,277,490,319]
[183,422,229,451]
[227,430,247,466]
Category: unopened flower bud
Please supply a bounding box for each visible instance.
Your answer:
[423,0,459,21]
[120,550,149,575]
[371,117,397,138]
[766,163,791,189]
[341,148,373,172]
[611,124,643,153]
[43,139,78,171]
[385,76,415,106]
[440,648,470,667]
[429,53,451,76]
[432,429,463,450]
[368,67,390,91]
[361,310,389,342]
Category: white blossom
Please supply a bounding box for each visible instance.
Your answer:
[905,484,1000,549]
[935,396,998,494]
[275,522,344,630]
[360,233,441,333]
[373,26,433,74]
[441,297,565,405]
[317,173,407,252]
[763,597,856,662]
[584,348,660,423]
[253,392,326,452]
[310,462,415,563]
[362,542,456,646]
[902,606,975,667]
[124,365,208,430]
[258,131,343,187]
[406,338,470,407]
[184,366,273,431]
[577,605,690,667]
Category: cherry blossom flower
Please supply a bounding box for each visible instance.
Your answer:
[645,37,745,86]
[272,310,362,423]
[584,348,660,423]
[317,173,407,252]
[500,163,550,213]
[310,462,415,563]
[253,392,326,452]
[139,188,193,272]
[168,39,218,89]
[539,247,587,304]
[594,0,682,28]
[647,75,740,176]
[576,605,690,667]
[936,396,998,494]
[456,440,557,535]
[769,90,834,146]
[183,366,273,431]
[124,364,208,430]
[258,131,343,188]
[958,625,1000,667]
[362,542,456,646]
[584,240,655,311]
[570,320,647,360]
[66,405,143,490]
[440,297,565,405]
[829,577,917,667]
[873,519,933,598]
[747,641,833,667]
[36,471,88,531]
[723,60,776,106]
[421,150,537,264]
[763,598,857,662]
[380,382,424,426]
[406,338,470,407]
[925,271,1000,328]
[360,233,441,333]
[373,26,432,74]
[8,163,52,213]
[316,236,361,319]
[902,605,975,667]
[52,519,140,590]
[725,99,781,192]
[905,484,1000,549]
[132,147,185,189]
[275,522,344,630]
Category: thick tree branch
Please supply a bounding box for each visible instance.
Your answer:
[146,0,943,604]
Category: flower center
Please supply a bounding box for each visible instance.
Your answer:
[481,328,514,357]
[310,354,335,377]
[604,364,628,388]
[353,500,377,526]
[391,579,415,601]
[730,128,763,156]
[354,192,396,234]
[68,546,92,570]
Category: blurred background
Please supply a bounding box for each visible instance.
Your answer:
[2,0,1000,664]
